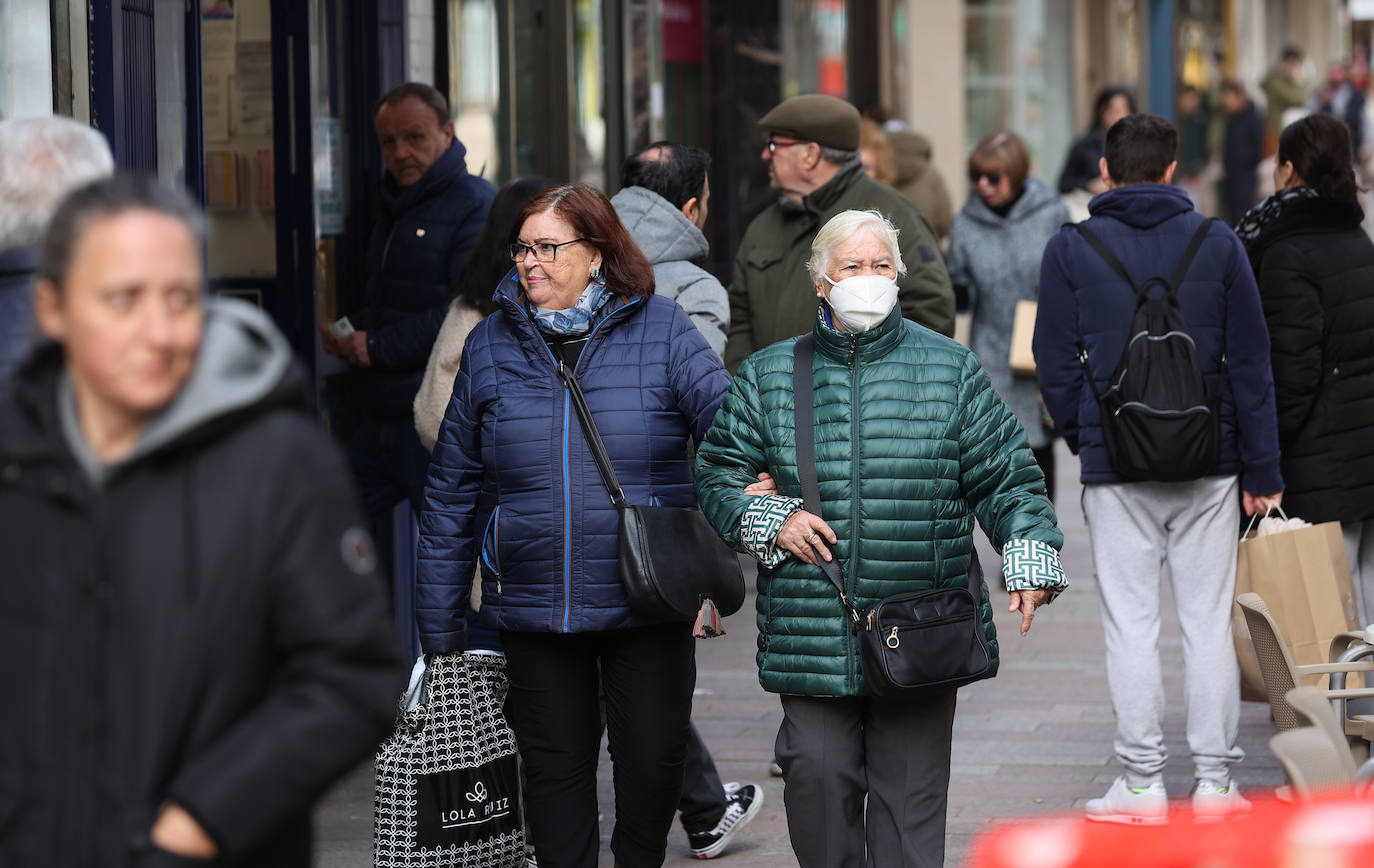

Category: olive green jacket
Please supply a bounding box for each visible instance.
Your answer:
[696,308,1062,697]
[723,162,955,371]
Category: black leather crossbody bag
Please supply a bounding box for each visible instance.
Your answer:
[792,335,993,694]
[554,360,745,624]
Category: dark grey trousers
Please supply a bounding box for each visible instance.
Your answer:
[776,690,957,868]
[678,722,727,833]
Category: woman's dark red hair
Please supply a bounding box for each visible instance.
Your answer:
[510,184,656,298]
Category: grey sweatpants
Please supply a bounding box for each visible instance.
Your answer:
[775,690,957,868]
[1082,476,1244,787]
[1341,520,1374,626]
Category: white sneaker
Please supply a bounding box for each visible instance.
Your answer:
[1085,777,1168,825]
[1192,780,1250,821]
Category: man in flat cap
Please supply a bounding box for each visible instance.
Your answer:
[724,93,955,370]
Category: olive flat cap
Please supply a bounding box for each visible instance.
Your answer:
[757,94,861,151]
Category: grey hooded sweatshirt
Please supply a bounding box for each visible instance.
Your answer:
[611,185,729,359]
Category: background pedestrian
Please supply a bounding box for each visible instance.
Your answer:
[1239,112,1374,623]
[697,209,1065,868]
[947,130,1069,500]
[416,184,730,868]
[0,175,402,867]
[0,116,113,385]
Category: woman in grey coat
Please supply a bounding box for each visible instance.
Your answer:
[946,130,1069,499]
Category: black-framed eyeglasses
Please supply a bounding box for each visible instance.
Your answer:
[767,137,806,153]
[969,169,1003,186]
[509,238,588,263]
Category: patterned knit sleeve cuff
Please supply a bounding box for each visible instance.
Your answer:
[1001,538,1068,603]
[740,495,805,568]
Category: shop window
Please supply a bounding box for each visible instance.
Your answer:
[200,0,277,281]
[408,0,437,86]
[447,0,501,182]
[573,0,606,187]
[964,0,1075,185]
[781,0,847,99]
[0,0,54,119]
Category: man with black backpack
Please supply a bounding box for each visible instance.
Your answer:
[1034,113,1283,824]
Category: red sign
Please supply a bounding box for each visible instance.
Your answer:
[663,0,703,64]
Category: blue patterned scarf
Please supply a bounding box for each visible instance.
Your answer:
[530,281,613,336]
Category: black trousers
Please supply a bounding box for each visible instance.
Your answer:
[503,624,696,868]
[678,722,727,833]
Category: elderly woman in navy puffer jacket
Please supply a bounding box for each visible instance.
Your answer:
[417,184,730,868]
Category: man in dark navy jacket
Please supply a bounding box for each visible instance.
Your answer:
[325,82,496,518]
[1034,113,1282,825]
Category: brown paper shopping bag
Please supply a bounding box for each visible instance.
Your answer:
[1009,300,1037,376]
[1232,519,1360,699]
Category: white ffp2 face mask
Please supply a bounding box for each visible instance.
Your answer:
[823,274,899,332]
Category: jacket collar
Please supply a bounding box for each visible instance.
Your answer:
[784,160,866,217]
[811,304,905,366]
[380,140,470,215]
[960,177,1059,227]
[1087,182,1195,229]
[492,270,642,365]
[1250,195,1366,255]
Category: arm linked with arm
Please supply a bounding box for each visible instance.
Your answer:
[664,303,732,444]
[694,362,774,551]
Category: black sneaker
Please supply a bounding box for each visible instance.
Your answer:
[687,782,764,859]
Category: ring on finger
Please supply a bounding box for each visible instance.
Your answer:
[803,530,817,544]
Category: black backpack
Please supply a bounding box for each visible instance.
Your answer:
[1073,218,1223,482]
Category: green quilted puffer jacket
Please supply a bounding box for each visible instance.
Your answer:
[695,307,1062,697]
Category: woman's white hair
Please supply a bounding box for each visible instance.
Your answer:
[806,209,906,281]
[0,117,115,250]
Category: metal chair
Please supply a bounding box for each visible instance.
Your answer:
[1270,726,1355,798]
[1234,593,1374,734]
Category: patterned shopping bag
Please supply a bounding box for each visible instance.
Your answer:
[374,653,525,867]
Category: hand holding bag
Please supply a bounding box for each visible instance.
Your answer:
[793,335,994,695]
[374,653,525,868]
[1232,508,1361,698]
[553,360,746,627]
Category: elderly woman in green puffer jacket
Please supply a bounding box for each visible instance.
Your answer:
[695,209,1067,868]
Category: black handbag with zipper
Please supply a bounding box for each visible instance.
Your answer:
[553,359,745,627]
[792,334,993,695]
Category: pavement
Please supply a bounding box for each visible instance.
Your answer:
[313,441,1285,866]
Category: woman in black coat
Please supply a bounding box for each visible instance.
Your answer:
[0,176,404,866]
[1057,86,1136,195]
[1239,112,1374,624]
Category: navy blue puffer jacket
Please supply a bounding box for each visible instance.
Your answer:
[1033,183,1282,494]
[360,141,495,416]
[416,277,731,652]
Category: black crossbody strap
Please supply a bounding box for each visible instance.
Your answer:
[554,360,625,509]
[791,336,856,616]
[794,337,983,608]
[1073,223,1141,294]
[1167,218,1217,294]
